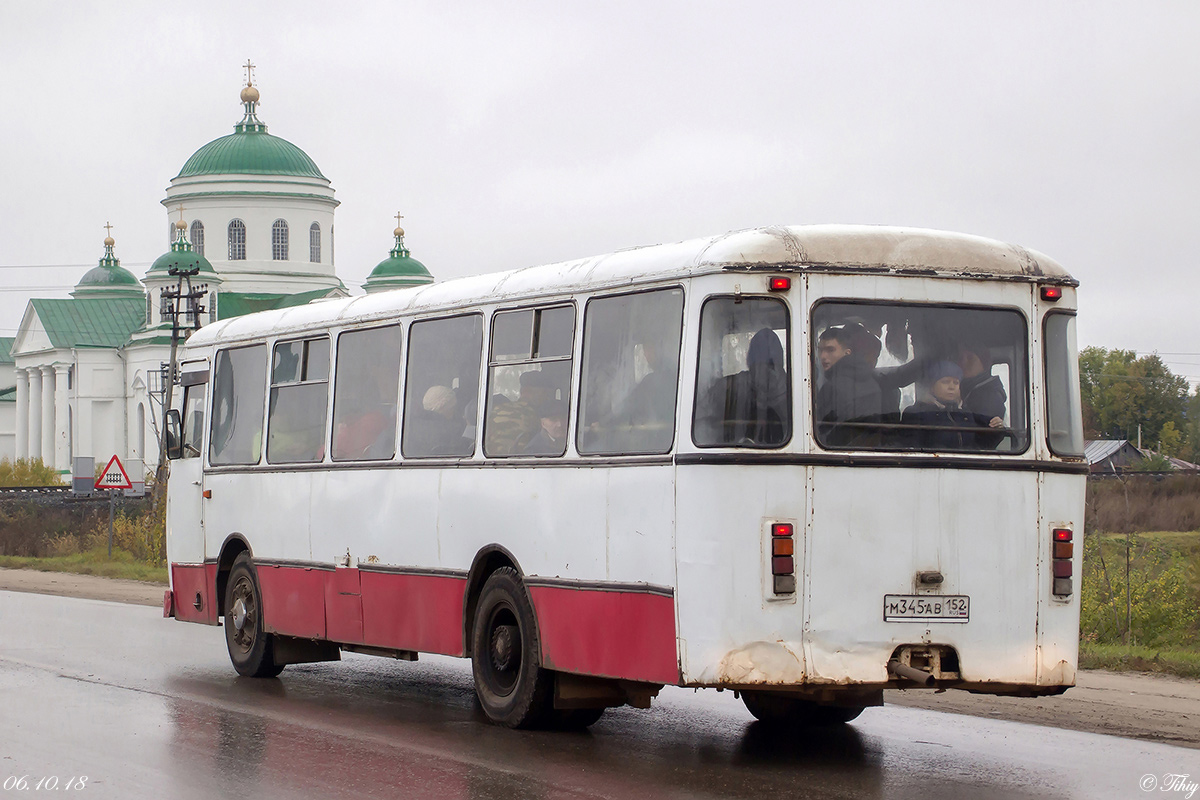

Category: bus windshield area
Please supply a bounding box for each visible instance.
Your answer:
[812,302,1029,454]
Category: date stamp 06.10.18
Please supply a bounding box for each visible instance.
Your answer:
[2,777,88,792]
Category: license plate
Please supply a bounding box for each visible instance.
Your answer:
[884,594,969,623]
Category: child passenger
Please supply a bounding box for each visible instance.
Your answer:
[901,361,1003,450]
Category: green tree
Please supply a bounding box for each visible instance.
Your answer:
[1079,347,1189,443]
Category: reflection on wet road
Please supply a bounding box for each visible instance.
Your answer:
[0,592,1192,799]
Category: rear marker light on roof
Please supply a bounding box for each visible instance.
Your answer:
[768,276,791,292]
[771,522,796,596]
[1051,527,1073,597]
[1041,286,1063,301]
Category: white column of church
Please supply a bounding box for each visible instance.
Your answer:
[27,367,42,462]
[41,367,56,470]
[54,365,71,471]
[14,369,29,459]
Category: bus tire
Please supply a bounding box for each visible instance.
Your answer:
[741,691,862,727]
[471,567,552,728]
[224,553,284,678]
[549,707,606,730]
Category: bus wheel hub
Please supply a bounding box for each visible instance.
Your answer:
[232,598,248,631]
[491,624,518,671]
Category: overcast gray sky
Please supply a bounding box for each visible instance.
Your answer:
[1,2,1197,380]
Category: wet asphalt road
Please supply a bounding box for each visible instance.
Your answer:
[0,592,1194,800]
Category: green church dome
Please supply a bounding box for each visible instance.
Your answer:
[174,91,326,180]
[364,228,434,293]
[147,223,219,279]
[72,237,145,299]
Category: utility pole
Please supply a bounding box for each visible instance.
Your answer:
[154,265,207,492]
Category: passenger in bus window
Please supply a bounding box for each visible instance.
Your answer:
[418,385,473,455]
[487,370,553,455]
[956,341,1008,449]
[901,361,1002,450]
[524,400,568,456]
[815,325,882,446]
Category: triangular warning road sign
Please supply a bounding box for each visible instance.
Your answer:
[95,455,133,490]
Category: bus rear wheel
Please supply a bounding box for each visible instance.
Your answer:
[741,691,863,726]
[471,568,552,728]
[224,553,284,678]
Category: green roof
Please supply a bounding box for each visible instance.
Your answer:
[30,298,146,349]
[217,289,340,320]
[175,100,326,180]
[364,233,434,293]
[72,240,144,298]
[0,386,15,403]
[0,337,14,365]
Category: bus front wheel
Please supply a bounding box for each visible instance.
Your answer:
[471,568,552,728]
[224,553,284,678]
[741,691,863,726]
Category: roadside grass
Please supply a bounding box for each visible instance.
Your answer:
[1080,530,1199,680]
[1079,642,1200,681]
[0,549,167,584]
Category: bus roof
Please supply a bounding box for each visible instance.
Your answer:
[188,224,1075,346]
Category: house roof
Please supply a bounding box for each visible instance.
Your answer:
[216,289,340,321]
[28,298,146,349]
[1084,440,1133,464]
[0,337,14,364]
[0,386,14,403]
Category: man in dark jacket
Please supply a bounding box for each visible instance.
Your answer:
[957,343,1008,449]
[815,326,882,447]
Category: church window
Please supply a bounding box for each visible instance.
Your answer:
[190,221,205,256]
[272,219,289,261]
[209,291,217,324]
[228,220,246,260]
[309,223,321,263]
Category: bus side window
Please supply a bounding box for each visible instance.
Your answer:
[332,325,402,461]
[401,314,483,458]
[267,337,330,464]
[693,296,791,448]
[577,288,684,456]
[483,305,575,457]
[209,344,267,466]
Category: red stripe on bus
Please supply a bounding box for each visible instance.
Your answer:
[170,563,219,625]
[257,565,327,640]
[324,568,364,645]
[528,586,679,685]
[360,571,467,657]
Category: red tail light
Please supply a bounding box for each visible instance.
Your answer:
[770,522,796,595]
[1041,286,1063,301]
[768,276,791,292]
[1052,527,1073,597]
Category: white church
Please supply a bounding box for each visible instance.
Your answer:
[0,75,434,474]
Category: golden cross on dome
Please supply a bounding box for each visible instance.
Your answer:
[104,221,113,237]
[394,212,405,227]
[244,59,256,87]
[175,205,186,223]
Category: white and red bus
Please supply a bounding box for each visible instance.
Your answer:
[164,225,1086,728]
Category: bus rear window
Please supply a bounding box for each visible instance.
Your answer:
[693,296,791,448]
[812,302,1029,454]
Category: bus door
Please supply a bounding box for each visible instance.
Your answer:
[169,363,210,565]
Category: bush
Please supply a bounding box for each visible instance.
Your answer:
[1081,532,1200,648]
[0,458,64,487]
